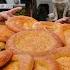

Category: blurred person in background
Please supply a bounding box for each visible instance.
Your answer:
[0,7,70,23]
[0,0,70,23]
[37,4,49,21]
[48,0,69,22]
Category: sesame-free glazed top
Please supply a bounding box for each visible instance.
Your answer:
[6,16,38,32]
[6,29,63,56]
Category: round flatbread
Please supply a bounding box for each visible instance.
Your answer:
[35,21,64,44]
[34,56,60,70]
[47,47,70,70]
[2,54,34,70]
[0,49,12,67]
[6,29,63,56]
[0,25,14,42]
[62,24,70,46]
[6,16,38,32]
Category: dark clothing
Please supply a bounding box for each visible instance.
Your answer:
[21,0,25,3]
[25,0,37,18]
[37,4,49,21]
[0,0,6,3]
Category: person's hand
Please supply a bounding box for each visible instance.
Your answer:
[55,17,70,24]
[0,7,22,21]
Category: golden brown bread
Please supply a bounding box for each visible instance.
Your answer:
[0,49,12,68]
[62,24,70,31]
[1,16,70,69]
[36,21,64,44]
[0,25,14,42]
[64,29,70,46]
[6,29,63,56]
[2,53,34,70]
[34,56,60,70]
[46,47,70,70]
[6,16,38,32]
[62,24,70,46]
[0,42,6,51]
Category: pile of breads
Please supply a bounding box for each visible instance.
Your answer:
[0,16,70,70]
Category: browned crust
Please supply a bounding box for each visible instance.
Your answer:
[34,56,60,70]
[0,49,12,67]
[46,47,70,59]
[6,16,38,32]
[2,53,34,70]
[62,24,70,46]
[62,24,70,31]
[37,21,64,44]
[0,25,14,42]
[6,29,63,56]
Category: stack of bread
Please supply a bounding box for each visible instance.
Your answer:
[0,16,70,70]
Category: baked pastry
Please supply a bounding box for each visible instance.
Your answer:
[37,21,55,29]
[62,24,70,46]
[62,24,70,31]
[38,21,64,44]
[47,47,70,70]
[34,56,60,70]
[33,21,56,29]
[6,29,63,56]
[0,25,14,42]
[0,49,12,68]
[64,29,70,46]
[2,54,34,70]
[6,16,38,32]
[0,42,6,51]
